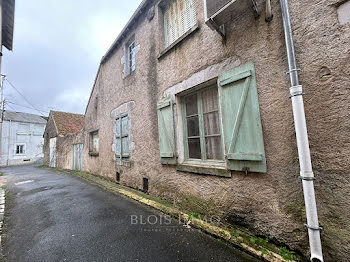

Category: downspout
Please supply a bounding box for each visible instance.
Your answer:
[279,0,324,261]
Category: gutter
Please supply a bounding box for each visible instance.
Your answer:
[279,0,324,261]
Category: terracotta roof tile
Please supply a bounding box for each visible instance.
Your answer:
[51,111,84,135]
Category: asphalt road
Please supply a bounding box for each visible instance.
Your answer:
[0,165,259,262]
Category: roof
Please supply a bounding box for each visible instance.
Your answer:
[101,0,149,64]
[2,110,47,124]
[50,111,84,135]
[2,0,15,51]
[85,1,151,114]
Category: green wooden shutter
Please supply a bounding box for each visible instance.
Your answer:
[218,62,266,173]
[157,98,176,164]
[115,118,121,157]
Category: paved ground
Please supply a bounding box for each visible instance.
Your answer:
[0,165,259,262]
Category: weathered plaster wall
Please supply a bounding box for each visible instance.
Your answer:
[0,121,46,166]
[82,0,350,260]
[56,130,85,170]
[43,116,58,166]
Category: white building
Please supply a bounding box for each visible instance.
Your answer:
[0,111,47,166]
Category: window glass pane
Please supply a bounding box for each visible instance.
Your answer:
[116,119,121,136]
[205,137,223,160]
[188,138,201,159]
[90,132,99,152]
[122,138,129,156]
[116,138,121,156]
[17,145,24,154]
[128,41,135,72]
[202,87,218,113]
[93,136,99,152]
[122,117,129,136]
[187,116,199,137]
[203,112,220,135]
[185,94,198,116]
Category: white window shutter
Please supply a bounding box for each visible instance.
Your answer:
[164,0,196,48]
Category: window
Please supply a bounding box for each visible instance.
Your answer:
[183,86,223,161]
[163,0,196,48]
[157,62,267,174]
[18,123,30,133]
[115,114,129,159]
[15,144,25,155]
[125,36,136,76]
[128,41,136,72]
[89,130,99,153]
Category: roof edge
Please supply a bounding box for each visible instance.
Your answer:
[84,64,102,115]
[50,111,59,136]
[101,0,149,64]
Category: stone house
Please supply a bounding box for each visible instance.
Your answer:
[50,0,350,260]
[43,111,84,169]
[0,111,47,166]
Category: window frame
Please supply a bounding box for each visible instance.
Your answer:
[15,143,26,155]
[128,40,136,73]
[181,84,225,166]
[124,36,136,76]
[89,130,99,154]
[115,113,130,159]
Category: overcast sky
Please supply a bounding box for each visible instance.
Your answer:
[2,0,142,116]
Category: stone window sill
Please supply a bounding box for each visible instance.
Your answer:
[158,24,199,60]
[89,152,99,157]
[123,69,135,79]
[115,159,131,167]
[176,160,231,178]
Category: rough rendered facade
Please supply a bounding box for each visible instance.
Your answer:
[54,0,350,260]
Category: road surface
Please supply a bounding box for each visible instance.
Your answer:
[0,165,259,262]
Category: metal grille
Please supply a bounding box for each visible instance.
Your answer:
[164,0,196,47]
[206,0,232,18]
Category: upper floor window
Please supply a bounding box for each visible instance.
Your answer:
[89,130,99,154]
[163,0,196,48]
[128,41,136,72]
[18,123,30,133]
[125,36,136,76]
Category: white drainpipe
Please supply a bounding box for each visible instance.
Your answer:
[279,0,324,261]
